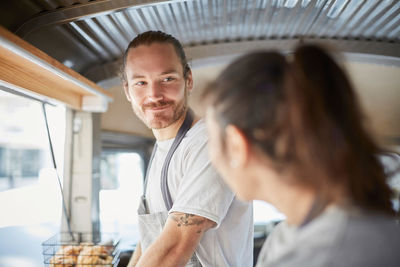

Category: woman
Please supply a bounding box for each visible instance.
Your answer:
[202,44,400,266]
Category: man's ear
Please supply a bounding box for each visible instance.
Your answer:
[123,82,132,102]
[225,125,250,168]
[186,69,194,93]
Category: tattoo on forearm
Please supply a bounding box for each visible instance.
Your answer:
[171,213,205,233]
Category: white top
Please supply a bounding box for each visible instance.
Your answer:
[146,119,254,267]
[256,205,400,267]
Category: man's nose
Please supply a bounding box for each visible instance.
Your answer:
[147,81,163,102]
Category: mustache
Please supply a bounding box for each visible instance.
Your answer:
[142,100,174,109]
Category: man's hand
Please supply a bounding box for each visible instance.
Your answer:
[136,212,216,267]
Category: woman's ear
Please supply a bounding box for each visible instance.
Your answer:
[225,125,250,168]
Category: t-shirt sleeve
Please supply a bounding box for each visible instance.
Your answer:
[169,135,235,227]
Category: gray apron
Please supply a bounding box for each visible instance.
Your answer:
[137,110,202,266]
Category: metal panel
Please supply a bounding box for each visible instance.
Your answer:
[2,0,399,79]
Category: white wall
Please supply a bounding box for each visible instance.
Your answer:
[101,83,152,138]
[344,62,400,145]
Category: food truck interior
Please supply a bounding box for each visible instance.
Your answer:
[0,0,399,266]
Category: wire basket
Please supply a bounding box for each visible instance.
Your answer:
[42,232,120,267]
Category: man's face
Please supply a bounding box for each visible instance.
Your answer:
[123,43,192,129]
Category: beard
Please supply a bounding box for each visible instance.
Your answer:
[133,88,188,130]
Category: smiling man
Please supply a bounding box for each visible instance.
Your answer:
[121,31,253,267]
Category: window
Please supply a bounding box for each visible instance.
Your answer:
[0,89,66,267]
[380,152,400,212]
[253,200,285,224]
[99,151,144,247]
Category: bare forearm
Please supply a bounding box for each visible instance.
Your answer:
[127,242,142,267]
[136,241,192,267]
[136,213,214,267]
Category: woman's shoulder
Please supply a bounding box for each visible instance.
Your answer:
[257,207,400,267]
[328,208,400,267]
[344,208,400,241]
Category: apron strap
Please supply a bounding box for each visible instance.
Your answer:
[161,110,194,210]
[142,109,194,211]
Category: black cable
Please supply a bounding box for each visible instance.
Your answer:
[41,103,75,241]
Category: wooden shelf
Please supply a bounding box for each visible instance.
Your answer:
[0,26,113,111]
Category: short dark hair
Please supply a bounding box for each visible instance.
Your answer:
[121,31,190,84]
[203,44,394,215]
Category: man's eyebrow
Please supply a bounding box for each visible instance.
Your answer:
[131,74,145,79]
[130,70,179,79]
[160,70,180,75]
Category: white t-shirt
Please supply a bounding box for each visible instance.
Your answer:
[256,205,400,267]
[146,119,253,267]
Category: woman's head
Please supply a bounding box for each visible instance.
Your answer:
[203,44,393,213]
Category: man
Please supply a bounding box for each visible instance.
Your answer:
[122,31,253,267]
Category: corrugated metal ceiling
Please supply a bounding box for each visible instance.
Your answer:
[1,0,400,82]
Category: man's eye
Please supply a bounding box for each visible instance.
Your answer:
[135,81,146,86]
[163,77,174,82]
